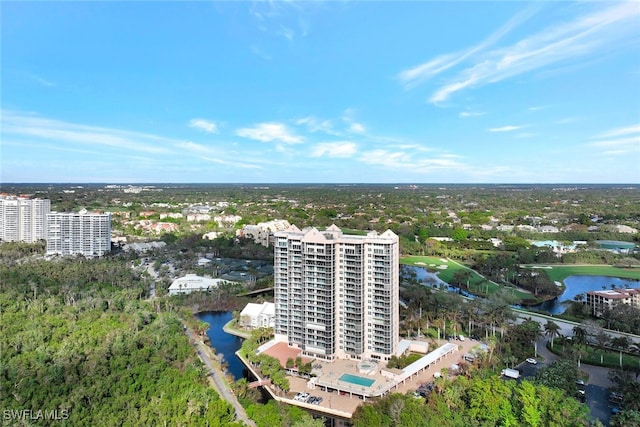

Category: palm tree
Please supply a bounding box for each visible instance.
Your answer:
[611,336,630,368]
[573,343,587,368]
[572,326,587,345]
[630,343,640,372]
[433,318,446,341]
[503,355,517,369]
[544,320,561,348]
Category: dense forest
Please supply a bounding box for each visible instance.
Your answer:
[2,184,639,426]
[351,375,590,427]
[0,250,241,426]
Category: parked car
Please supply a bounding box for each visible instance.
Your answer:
[526,358,538,364]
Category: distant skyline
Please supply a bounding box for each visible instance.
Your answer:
[2,1,639,184]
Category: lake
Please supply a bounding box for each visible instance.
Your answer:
[530,275,640,314]
[197,311,245,380]
[402,265,640,315]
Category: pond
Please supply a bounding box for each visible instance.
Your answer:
[402,265,640,315]
[197,311,246,380]
[401,265,474,298]
[530,275,640,315]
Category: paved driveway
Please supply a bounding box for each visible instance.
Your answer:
[519,339,614,426]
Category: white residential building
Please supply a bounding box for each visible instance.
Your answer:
[213,214,242,227]
[273,224,399,362]
[46,211,111,257]
[159,212,183,220]
[240,302,276,329]
[186,213,211,222]
[0,195,50,243]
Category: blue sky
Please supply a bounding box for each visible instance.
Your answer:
[2,1,639,183]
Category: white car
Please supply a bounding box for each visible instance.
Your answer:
[526,358,538,364]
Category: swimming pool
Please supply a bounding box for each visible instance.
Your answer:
[339,373,375,387]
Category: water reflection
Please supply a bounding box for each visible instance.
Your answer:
[402,265,640,314]
[197,311,245,380]
[529,275,640,314]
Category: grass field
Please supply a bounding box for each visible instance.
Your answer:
[528,265,640,282]
[400,256,532,300]
[548,341,640,371]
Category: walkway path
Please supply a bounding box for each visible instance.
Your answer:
[185,327,256,426]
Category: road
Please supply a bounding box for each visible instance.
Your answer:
[513,309,640,345]
[445,258,640,345]
[521,341,615,426]
[146,263,158,298]
[185,327,256,426]
[142,262,253,424]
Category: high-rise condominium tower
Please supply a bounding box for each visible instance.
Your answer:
[273,225,399,361]
[0,195,51,243]
[46,210,111,257]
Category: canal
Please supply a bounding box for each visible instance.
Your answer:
[197,311,246,380]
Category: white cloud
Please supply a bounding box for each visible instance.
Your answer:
[189,118,219,134]
[201,157,263,170]
[597,124,640,139]
[296,116,335,134]
[349,122,365,133]
[402,2,640,103]
[1,110,170,154]
[358,149,464,172]
[591,136,640,148]
[397,5,540,89]
[236,122,302,144]
[30,74,55,87]
[459,111,486,118]
[394,144,432,152]
[278,25,294,41]
[250,45,272,60]
[248,1,313,42]
[311,142,357,158]
[342,109,366,134]
[589,124,640,156]
[176,141,215,155]
[556,117,581,125]
[488,125,523,132]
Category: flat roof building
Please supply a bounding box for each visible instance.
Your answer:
[47,210,111,257]
[273,224,399,362]
[586,288,640,317]
[0,195,50,243]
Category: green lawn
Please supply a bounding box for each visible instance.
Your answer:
[529,265,640,282]
[548,341,640,371]
[400,256,532,300]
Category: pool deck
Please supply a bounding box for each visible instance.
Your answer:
[252,337,480,419]
[338,373,375,387]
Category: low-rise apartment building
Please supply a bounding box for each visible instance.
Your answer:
[585,288,640,317]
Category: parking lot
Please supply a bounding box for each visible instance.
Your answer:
[292,392,324,406]
[515,358,613,426]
